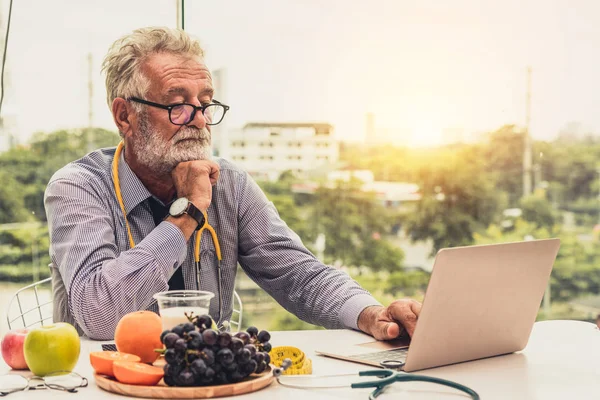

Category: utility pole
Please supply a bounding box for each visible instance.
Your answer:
[522,67,550,316]
[533,163,541,191]
[523,67,533,197]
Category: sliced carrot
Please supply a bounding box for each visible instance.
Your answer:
[90,351,141,377]
[113,361,164,386]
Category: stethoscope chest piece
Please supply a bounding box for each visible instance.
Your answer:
[379,360,405,369]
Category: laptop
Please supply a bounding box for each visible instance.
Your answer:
[316,239,561,372]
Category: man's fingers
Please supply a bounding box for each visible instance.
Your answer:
[388,300,420,337]
[401,313,418,337]
[208,163,220,185]
[410,300,422,317]
[386,322,400,339]
[373,322,400,341]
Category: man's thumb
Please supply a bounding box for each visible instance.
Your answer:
[379,322,400,340]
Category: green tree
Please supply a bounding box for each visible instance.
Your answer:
[0,170,30,223]
[551,235,600,302]
[305,180,405,272]
[0,128,119,221]
[260,172,311,243]
[260,175,406,272]
[520,194,557,228]
[481,125,524,206]
[0,127,119,282]
[536,140,600,204]
[406,147,506,254]
[474,220,600,303]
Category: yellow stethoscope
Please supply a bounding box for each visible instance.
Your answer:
[111,141,226,329]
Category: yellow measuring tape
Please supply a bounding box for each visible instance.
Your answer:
[269,346,313,375]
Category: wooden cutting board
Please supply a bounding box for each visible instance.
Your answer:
[94,368,275,399]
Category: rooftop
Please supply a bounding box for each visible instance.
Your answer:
[243,122,334,132]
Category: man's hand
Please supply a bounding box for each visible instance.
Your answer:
[171,160,220,211]
[357,299,422,341]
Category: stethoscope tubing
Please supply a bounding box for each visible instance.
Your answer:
[278,371,480,399]
[112,141,225,329]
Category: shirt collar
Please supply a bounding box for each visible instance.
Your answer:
[113,149,153,215]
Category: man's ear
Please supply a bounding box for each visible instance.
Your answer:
[112,98,133,138]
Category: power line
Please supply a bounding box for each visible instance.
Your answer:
[0,0,14,119]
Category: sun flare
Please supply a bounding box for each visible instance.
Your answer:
[409,121,444,148]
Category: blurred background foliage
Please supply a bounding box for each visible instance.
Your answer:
[1,124,599,330]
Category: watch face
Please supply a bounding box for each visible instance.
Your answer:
[169,197,189,216]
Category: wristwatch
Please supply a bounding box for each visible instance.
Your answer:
[169,197,205,230]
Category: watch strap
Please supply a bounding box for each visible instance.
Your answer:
[185,202,206,230]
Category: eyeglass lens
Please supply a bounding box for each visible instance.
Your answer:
[43,372,87,390]
[0,372,87,396]
[171,104,224,125]
[0,375,28,395]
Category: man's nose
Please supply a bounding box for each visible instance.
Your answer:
[187,107,207,129]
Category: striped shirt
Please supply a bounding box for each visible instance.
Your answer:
[44,147,381,340]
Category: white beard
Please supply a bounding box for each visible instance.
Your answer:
[133,113,212,175]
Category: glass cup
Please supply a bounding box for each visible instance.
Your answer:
[153,290,214,331]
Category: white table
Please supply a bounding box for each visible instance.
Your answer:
[1,320,599,399]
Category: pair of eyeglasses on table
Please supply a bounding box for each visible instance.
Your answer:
[277,368,480,400]
[0,371,88,396]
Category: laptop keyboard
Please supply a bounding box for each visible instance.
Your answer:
[349,347,409,363]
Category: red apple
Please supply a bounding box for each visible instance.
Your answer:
[1,329,29,370]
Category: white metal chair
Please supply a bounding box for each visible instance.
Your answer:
[6,275,243,332]
[6,277,53,330]
[230,290,243,331]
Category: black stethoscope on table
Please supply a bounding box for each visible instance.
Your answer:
[272,337,479,398]
[111,141,226,329]
[277,368,480,400]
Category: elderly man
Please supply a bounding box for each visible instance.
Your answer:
[45,27,421,340]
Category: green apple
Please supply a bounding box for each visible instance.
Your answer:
[23,323,80,376]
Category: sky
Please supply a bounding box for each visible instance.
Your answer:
[1,0,600,146]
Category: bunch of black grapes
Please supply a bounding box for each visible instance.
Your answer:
[159,314,273,386]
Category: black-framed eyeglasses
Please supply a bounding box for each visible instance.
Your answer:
[0,371,88,396]
[128,97,230,126]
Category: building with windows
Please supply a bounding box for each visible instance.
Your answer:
[218,122,338,181]
[291,169,421,210]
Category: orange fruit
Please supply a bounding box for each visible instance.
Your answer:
[113,361,164,386]
[114,311,163,364]
[89,351,141,377]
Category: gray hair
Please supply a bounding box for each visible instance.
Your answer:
[101,27,205,110]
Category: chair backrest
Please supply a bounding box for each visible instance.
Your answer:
[230,290,243,331]
[48,263,243,334]
[50,264,84,335]
[6,277,53,330]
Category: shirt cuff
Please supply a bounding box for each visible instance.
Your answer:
[145,221,188,273]
[339,294,382,330]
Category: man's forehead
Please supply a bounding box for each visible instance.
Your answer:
[145,52,207,69]
[144,53,210,76]
[142,52,213,97]
[165,85,214,98]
